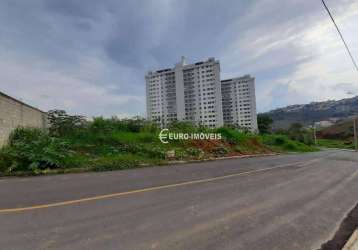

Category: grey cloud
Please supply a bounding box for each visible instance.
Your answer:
[0,0,356,117]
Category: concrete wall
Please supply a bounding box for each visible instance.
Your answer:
[0,92,47,146]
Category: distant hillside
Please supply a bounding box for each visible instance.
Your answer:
[263,96,358,129]
[316,118,355,140]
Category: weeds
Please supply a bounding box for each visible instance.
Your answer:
[0,117,318,176]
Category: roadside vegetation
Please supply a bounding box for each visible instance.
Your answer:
[315,119,356,150]
[316,139,355,150]
[0,111,318,176]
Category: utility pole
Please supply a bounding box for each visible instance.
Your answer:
[313,124,317,146]
[354,118,358,151]
[321,0,358,151]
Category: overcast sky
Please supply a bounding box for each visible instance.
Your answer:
[0,0,357,118]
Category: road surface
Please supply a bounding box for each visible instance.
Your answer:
[0,150,358,250]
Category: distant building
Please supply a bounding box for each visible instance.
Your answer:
[221,75,258,131]
[0,91,47,146]
[314,120,334,128]
[145,57,257,131]
[146,57,223,128]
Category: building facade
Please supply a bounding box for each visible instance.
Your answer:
[146,58,257,131]
[0,91,47,146]
[221,75,258,132]
[146,57,223,128]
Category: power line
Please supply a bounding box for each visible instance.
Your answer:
[321,0,358,71]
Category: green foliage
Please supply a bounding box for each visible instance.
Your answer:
[261,134,317,152]
[168,120,197,132]
[216,127,249,144]
[0,114,319,176]
[285,123,315,145]
[317,139,354,149]
[89,116,157,134]
[211,146,230,157]
[0,127,71,173]
[185,147,203,157]
[48,110,86,137]
[257,114,273,134]
[89,155,140,172]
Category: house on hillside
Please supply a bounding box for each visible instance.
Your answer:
[314,120,335,129]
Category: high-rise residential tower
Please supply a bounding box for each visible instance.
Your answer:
[146,57,223,128]
[145,57,257,132]
[221,75,258,132]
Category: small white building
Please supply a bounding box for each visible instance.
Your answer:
[314,120,334,128]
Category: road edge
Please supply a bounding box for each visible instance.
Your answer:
[319,203,358,250]
[343,229,358,250]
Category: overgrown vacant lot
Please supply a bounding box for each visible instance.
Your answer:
[0,112,318,176]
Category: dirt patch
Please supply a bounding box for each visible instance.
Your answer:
[190,140,233,153]
[318,202,358,250]
[189,138,273,157]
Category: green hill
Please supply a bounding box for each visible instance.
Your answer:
[263,96,358,129]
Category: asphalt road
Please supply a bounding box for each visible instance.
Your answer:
[1,150,358,250]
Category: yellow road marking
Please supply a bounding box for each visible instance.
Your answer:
[0,158,322,214]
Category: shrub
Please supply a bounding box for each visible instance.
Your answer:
[8,127,44,146]
[261,134,317,152]
[216,127,248,144]
[185,147,203,157]
[168,121,197,132]
[89,155,140,172]
[283,141,296,151]
[274,136,287,145]
[0,127,71,173]
[211,145,230,157]
[88,116,148,134]
[138,145,166,159]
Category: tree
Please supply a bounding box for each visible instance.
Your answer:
[47,110,86,137]
[288,123,303,133]
[257,114,273,134]
[287,123,314,145]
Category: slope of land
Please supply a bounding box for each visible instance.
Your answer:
[263,96,358,129]
[0,124,317,176]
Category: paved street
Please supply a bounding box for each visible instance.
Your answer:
[1,150,358,250]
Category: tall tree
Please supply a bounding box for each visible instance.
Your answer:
[47,110,86,137]
[257,114,273,134]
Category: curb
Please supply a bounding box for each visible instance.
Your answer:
[320,147,357,152]
[0,153,281,178]
[167,153,280,165]
[343,229,358,250]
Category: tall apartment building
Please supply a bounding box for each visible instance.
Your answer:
[145,57,257,132]
[221,75,258,132]
[146,57,223,128]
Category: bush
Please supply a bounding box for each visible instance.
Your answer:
[261,134,317,152]
[185,147,203,157]
[211,145,230,157]
[283,141,296,151]
[168,121,197,132]
[0,127,71,173]
[216,127,249,144]
[89,155,140,172]
[137,145,166,159]
[273,136,287,145]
